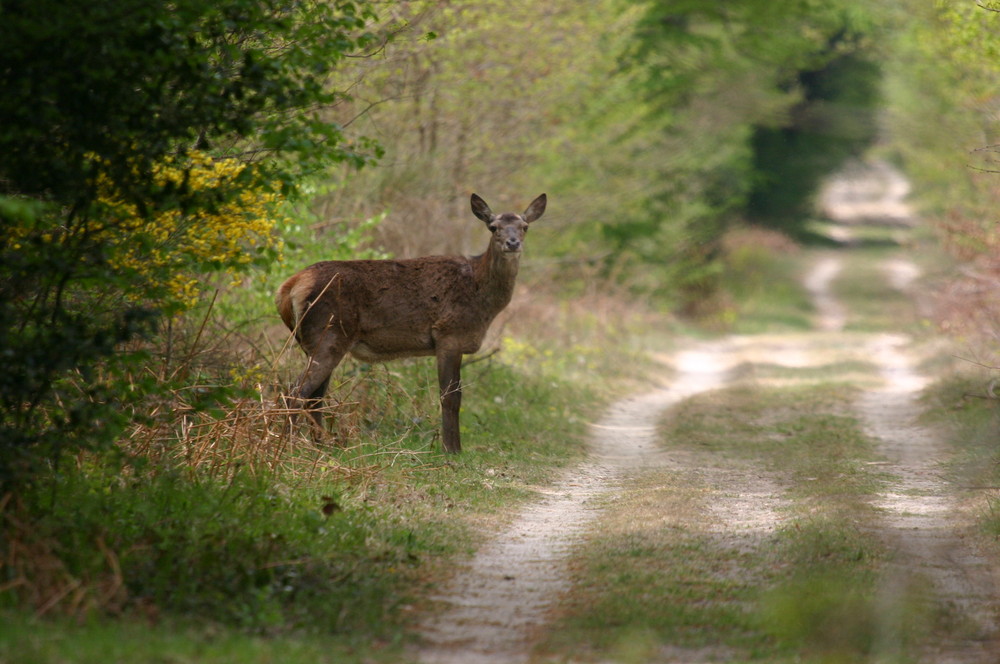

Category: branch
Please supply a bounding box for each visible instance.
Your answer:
[965,164,1000,175]
[464,348,501,366]
[951,353,1000,372]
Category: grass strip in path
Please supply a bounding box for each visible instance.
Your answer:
[538,376,898,663]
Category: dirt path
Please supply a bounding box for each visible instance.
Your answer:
[859,280,1000,661]
[824,163,1000,661]
[416,351,731,663]
[414,162,1000,662]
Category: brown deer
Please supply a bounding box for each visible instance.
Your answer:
[275,193,547,453]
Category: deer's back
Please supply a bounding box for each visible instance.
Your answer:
[277,256,496,360]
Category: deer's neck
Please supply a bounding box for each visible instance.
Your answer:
[472,244,520,311]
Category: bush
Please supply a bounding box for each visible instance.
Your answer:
[0,0,381,489]
[2,467,428,634]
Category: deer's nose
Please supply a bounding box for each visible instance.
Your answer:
[505,237,521,252]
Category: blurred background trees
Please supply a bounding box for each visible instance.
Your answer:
[2,0,1000,498]
[880,0,1000,336]
[318,0,886,309]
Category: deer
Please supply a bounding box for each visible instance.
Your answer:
[275,193,547,454]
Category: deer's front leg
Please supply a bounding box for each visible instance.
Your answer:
[436,350,463,454]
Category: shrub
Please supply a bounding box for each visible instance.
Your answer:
[0,0,381,489]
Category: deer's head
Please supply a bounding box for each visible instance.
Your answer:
[471,193,547,256]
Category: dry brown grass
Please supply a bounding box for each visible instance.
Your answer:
[121,367,440,488]
[1,369,437,619]
[502,261,663,350]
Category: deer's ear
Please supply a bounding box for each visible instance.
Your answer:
[471,193,493,223]
[523,193,547,223]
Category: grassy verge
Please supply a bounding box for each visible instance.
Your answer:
[0,262,650,664]
[0,349,619,663]
[718,226,815,334]
[538,376,900,663]
[921,361,1000,535]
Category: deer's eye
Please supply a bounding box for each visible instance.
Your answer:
[488,224,498,232]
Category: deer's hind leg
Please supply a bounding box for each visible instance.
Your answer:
[291,339,350,434]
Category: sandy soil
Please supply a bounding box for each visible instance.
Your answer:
[413,162,1000,663]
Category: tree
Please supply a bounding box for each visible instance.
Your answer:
[0,0,380,488]
[747,46,881,228]
[625,0,882,254]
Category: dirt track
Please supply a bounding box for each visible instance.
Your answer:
[416,351,730,663]
[413,163,1000,663]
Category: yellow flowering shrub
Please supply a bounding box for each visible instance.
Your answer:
[92,151,287,310]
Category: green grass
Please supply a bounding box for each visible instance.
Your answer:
[0,290,642,664]
[543,474,781,662]
[920,366,1000,536]
[503,240,976,662]
[831,248,926,334]
[539,380,897,663]
[720,240,815,334]
[660,381,887,502]
[0,614,393,664]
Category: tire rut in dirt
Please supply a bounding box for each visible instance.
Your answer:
[413,351,731,663]
[860,330,1000,662]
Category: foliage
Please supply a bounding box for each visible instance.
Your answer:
[747,49,881,228]
[91,151,287,310]
[0,201,158,489]
[626,0,883,248]
[312,0,616,257]
[883,1,1000,247]
[0,0,380,204]
[878,1,1000,341]
[716,226,812,332]
[0,0,380,488]
[291,1,885,314]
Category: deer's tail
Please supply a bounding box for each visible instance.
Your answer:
[275,275,301,333]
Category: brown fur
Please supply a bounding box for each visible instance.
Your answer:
[276,193,547,453]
